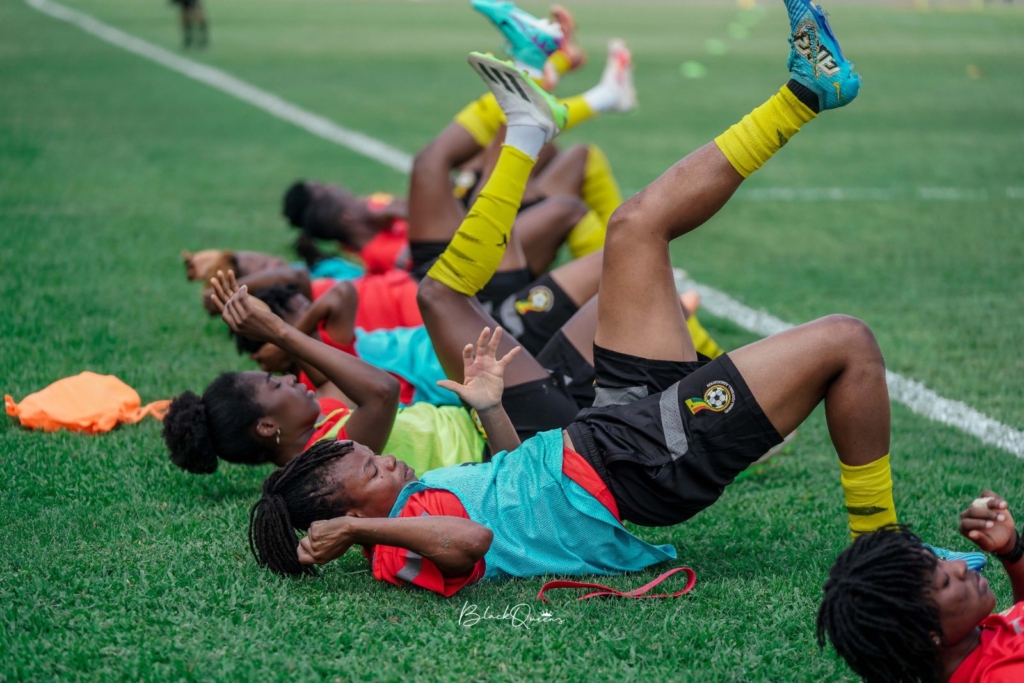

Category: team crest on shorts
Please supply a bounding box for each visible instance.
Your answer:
[514,286,554,315]
[685,381,734,415]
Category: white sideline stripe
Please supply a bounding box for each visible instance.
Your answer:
[675,272,1024,459]
[24,0,414,175]
[29,0,1024,459]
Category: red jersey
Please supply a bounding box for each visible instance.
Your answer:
[314,325,417,406]
[310,272,421,333]
[351,270,422,331]
[951,602,1024,683]
[304,398,351,448]
[366,446,618,596]
[358,218,409,275]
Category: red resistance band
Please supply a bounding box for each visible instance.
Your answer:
[536,566,696,603]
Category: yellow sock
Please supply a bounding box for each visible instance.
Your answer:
[565,210,605,259]
[559,95,595,132]
[840,454,898,540]
[548,50,574,76]
[581,144,623,227]
[686,314,724,359]
[453,93,505,147]
[426,146,536,296]
[714,85,817,178]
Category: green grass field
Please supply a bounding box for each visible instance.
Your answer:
[2,0,1023,679]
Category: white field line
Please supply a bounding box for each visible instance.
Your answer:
[29,0,1024,459]
[23,0,413,174]
[675,272,1024,458]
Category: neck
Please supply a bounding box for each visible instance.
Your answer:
[346,220,381,250]
[273,424,318,467]
[940,627,983,682]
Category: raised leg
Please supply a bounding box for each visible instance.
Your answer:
[728,315,890,467]
[595,142,744,362]
[407,123,482,243]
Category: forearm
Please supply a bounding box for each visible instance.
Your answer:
[238,267,312,299]
[476,404,520,454]
[274,325,397,407]
[347,516,492,575]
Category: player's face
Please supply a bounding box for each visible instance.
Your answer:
[242,371,320,434]
[927,559,996,645]
[327,444,417,519]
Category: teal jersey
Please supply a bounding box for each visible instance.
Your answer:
[390,429,676,581]
[299,257,365,281]
[353,326,461,407]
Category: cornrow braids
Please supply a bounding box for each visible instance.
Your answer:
[248,439,356,577]
[817,527,943,683]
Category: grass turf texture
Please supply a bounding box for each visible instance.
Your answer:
[2,0,1023,680]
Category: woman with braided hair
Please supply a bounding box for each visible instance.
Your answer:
[818,493,1024,682]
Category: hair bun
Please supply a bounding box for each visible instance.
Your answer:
[162,391,219,474]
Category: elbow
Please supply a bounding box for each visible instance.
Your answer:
[373,373,402,409]
[469,525,493,560]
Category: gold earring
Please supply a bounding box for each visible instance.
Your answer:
[276,429,281,445]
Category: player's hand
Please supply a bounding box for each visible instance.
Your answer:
[297,518,354,566]
[959,490,1018,555]
[251,343,293,374]
[436,327,520,412]
[211,271,283,344]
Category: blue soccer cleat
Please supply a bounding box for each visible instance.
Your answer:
[471,0,563,74]
[784,0,861,111]
[924,544,988,573]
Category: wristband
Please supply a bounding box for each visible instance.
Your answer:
[997,529,1024,565]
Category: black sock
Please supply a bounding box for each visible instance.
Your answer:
[786,79,820,114]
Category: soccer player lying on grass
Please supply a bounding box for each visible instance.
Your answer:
[246,2,968,592]
[818,493,1024,683]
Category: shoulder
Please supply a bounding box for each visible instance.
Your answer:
[397,488,469,519]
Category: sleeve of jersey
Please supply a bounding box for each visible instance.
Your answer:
[368,490,486,597]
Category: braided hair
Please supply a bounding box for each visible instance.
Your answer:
[232,284,305,356]
[248,439,355,577]
[162,373,276,474]
[817,527,943,683]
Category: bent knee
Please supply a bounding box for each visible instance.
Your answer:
[821,314,882,358]
[604,199,643,248]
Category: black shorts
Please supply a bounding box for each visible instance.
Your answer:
[493,274,579,357]
[476,268,533,313]
[408,240,447,280]
[500,376,579,443]
[566,347,782,527]
[536,330,595,410]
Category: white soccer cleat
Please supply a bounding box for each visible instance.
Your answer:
[598,39,637,113]
[467,52,568,144]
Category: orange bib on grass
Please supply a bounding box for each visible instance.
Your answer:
[5,372,170,434]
